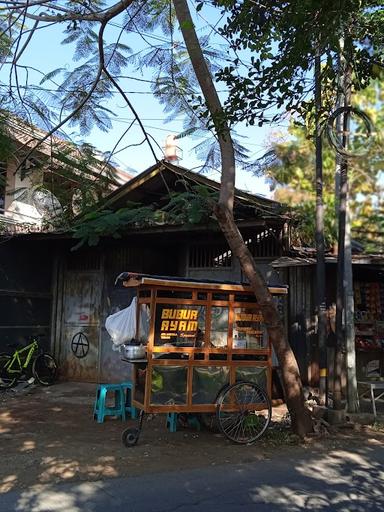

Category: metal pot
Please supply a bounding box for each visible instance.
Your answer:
[122,344,146,359]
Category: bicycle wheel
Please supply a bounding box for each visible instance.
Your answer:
[32,353,58,386]
[0,354,20,389]
[216,381,271,444]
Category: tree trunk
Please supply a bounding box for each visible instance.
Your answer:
[173,0,313,436]
[215,205,313,436]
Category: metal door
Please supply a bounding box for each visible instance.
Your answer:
[60,271,102,382]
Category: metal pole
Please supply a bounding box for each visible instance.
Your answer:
[345,197,359,412]
[315,51,327,404]
[334,39,349,411]
[334,35,358,412]
[334,148,346,410]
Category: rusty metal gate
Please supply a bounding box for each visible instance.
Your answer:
[60,270,102,382]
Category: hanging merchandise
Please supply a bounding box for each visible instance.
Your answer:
[105,297,138,346]
[354,280,384,379]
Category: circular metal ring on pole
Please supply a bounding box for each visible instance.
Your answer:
[326,106,374,158]
[71,332,90,359]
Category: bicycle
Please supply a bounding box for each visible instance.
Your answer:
[0,337,58,389]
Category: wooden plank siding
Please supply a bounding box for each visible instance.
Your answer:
[287,265,316,386]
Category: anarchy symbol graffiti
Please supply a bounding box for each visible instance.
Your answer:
[71,332,89,359]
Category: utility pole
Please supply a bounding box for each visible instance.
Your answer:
[345,196,359,412]
[314,50,327,404]
[334,35,359,412]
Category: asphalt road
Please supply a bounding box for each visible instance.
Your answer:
[2,441,384,512]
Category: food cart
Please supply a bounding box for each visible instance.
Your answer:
[116,273,287,445]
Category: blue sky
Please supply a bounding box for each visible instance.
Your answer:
[1,5,291,197]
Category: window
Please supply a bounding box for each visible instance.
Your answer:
[245,228,282,258]
[189,244,232,268]
[233,308,267,349]
[210,306,228,347]
[154,304,206,347]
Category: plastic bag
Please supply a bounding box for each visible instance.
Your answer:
[139,304,150,342]
[105,297,138,346]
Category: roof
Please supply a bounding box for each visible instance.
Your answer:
[115,272,288,295]
[3,115,132,187]
[4,160,288,241]
[101,160,287,222]
[272,254,384,268]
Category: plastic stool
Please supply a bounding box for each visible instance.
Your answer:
[166,412,178,433]
[93,384,126,423]
[120,381,137,419]
[186,415,201,431]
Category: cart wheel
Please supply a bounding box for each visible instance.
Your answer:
[216,381,271,444]
[122,428,139,447]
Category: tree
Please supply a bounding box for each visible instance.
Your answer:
[172,0,313,434]
[1,1,314,435]
[216,0,383,414]
[261,82,384,250]
[216,1,384,125]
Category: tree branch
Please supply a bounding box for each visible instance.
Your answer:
[7,0,135,23]
[103,67,159,164]
[15,15,110,169]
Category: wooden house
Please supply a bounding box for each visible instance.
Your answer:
[0,161,290,384]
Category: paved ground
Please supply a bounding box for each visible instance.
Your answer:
[1,382,384,511]
[2,439,384,511]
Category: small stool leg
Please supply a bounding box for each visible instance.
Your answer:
[97,387,107,423]
[166,412,178,433]
[93,387,100,418]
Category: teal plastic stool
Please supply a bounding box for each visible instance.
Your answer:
[166,412,178,433]
[120,381,137,419]
[94,384,126,423]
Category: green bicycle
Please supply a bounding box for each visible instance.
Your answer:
[0,337,58,389]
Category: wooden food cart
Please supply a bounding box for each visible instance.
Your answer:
[116,273,287,445]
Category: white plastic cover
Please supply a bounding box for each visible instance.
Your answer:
[105,297,150,346]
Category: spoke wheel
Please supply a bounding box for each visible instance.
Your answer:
[32,354,58,386]
[0,354,20,389]
[216,381,271,444]
[122,428,139,447]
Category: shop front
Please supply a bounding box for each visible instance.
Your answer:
[354,278,384,381]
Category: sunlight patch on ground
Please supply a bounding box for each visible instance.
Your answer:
[367,437,384,446]
[39,458,81,482]
[38,456,119,483]
[249,485,374,510]
[20,440,36,452]
[46,441,66,448]
[16,482,105,512]
[295,450,370,485]
[0,411,14,433]
[0,475,17,493]
[250,486,329,508]
[84,463,119,478]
